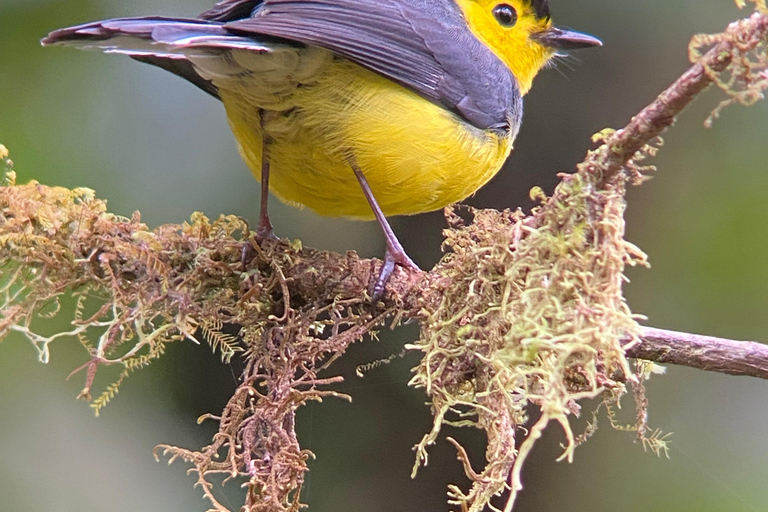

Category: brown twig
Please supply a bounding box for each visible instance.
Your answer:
[629,327,768,380]
[582,11,768,184]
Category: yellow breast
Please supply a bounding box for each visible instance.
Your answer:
[192,46,513,220]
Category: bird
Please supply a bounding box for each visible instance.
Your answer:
[42,0,601,299]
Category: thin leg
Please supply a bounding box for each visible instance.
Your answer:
[242,112,275,269]
[257,110,275,241]
[351,163,420,300]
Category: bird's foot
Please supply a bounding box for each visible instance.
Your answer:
[255,211,277,242]
[241,216,278,270]
[372,244,420,302]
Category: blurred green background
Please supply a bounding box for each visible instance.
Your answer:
[1,1,767,511]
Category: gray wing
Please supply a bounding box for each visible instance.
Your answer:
[42,1,522,130]
[226,0,443,103]
[225,0,521,130]
[199,0,264,21]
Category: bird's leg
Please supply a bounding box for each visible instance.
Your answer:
[242,111,275,269]
[351,162,420,301]
[257,110,275,241]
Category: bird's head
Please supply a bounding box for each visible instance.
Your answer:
[456,0,601,95]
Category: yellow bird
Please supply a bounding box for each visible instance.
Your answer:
[43,0,600,297]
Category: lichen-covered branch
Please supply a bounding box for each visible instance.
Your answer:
[0,162,394,512]
[1,5,767,512]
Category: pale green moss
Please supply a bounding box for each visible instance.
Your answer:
[409,166,648,511]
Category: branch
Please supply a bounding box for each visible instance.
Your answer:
[630,327,768,380]
[229,240,768,382]
[583,10,768,184]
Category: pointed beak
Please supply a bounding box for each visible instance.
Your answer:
[534,27,602,50]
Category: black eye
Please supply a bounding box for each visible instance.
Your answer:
[492,4,518,27]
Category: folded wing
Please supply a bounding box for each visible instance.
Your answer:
[225,0,519,129]
[43,0,520,129]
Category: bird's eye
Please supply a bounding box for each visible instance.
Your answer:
[492,4,518,27]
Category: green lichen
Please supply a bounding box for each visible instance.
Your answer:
[409,165,649,511]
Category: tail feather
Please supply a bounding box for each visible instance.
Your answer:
[130,55,221,99]
[42,17,270,56]
[42,16,274,100]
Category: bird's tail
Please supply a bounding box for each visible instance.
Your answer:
[42,17,271,99]
[42,17,269,56]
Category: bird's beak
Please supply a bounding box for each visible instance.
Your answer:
[533,27,602,50]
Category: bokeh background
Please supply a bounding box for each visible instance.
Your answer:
[2,0,767,511]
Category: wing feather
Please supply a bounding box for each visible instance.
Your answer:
[200,0,264,21]
[226,0,444,99]
[43,0,521,129]
[224,0,520,129]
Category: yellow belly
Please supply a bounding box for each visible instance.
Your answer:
[196,47,512,219]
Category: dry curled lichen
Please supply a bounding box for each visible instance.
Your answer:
[0,159,384,512]
[0,172,251,404]
[408,165,649,511]
[692,5,768,126]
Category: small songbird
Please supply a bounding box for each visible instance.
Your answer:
[43,0,601,298]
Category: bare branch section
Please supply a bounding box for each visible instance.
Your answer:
[1,7,767,512]
[630,327,768,380]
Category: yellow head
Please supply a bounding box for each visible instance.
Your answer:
[455,0,601,95]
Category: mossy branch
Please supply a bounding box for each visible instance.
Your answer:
[586,8,768,185]
[1,5,767,512]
